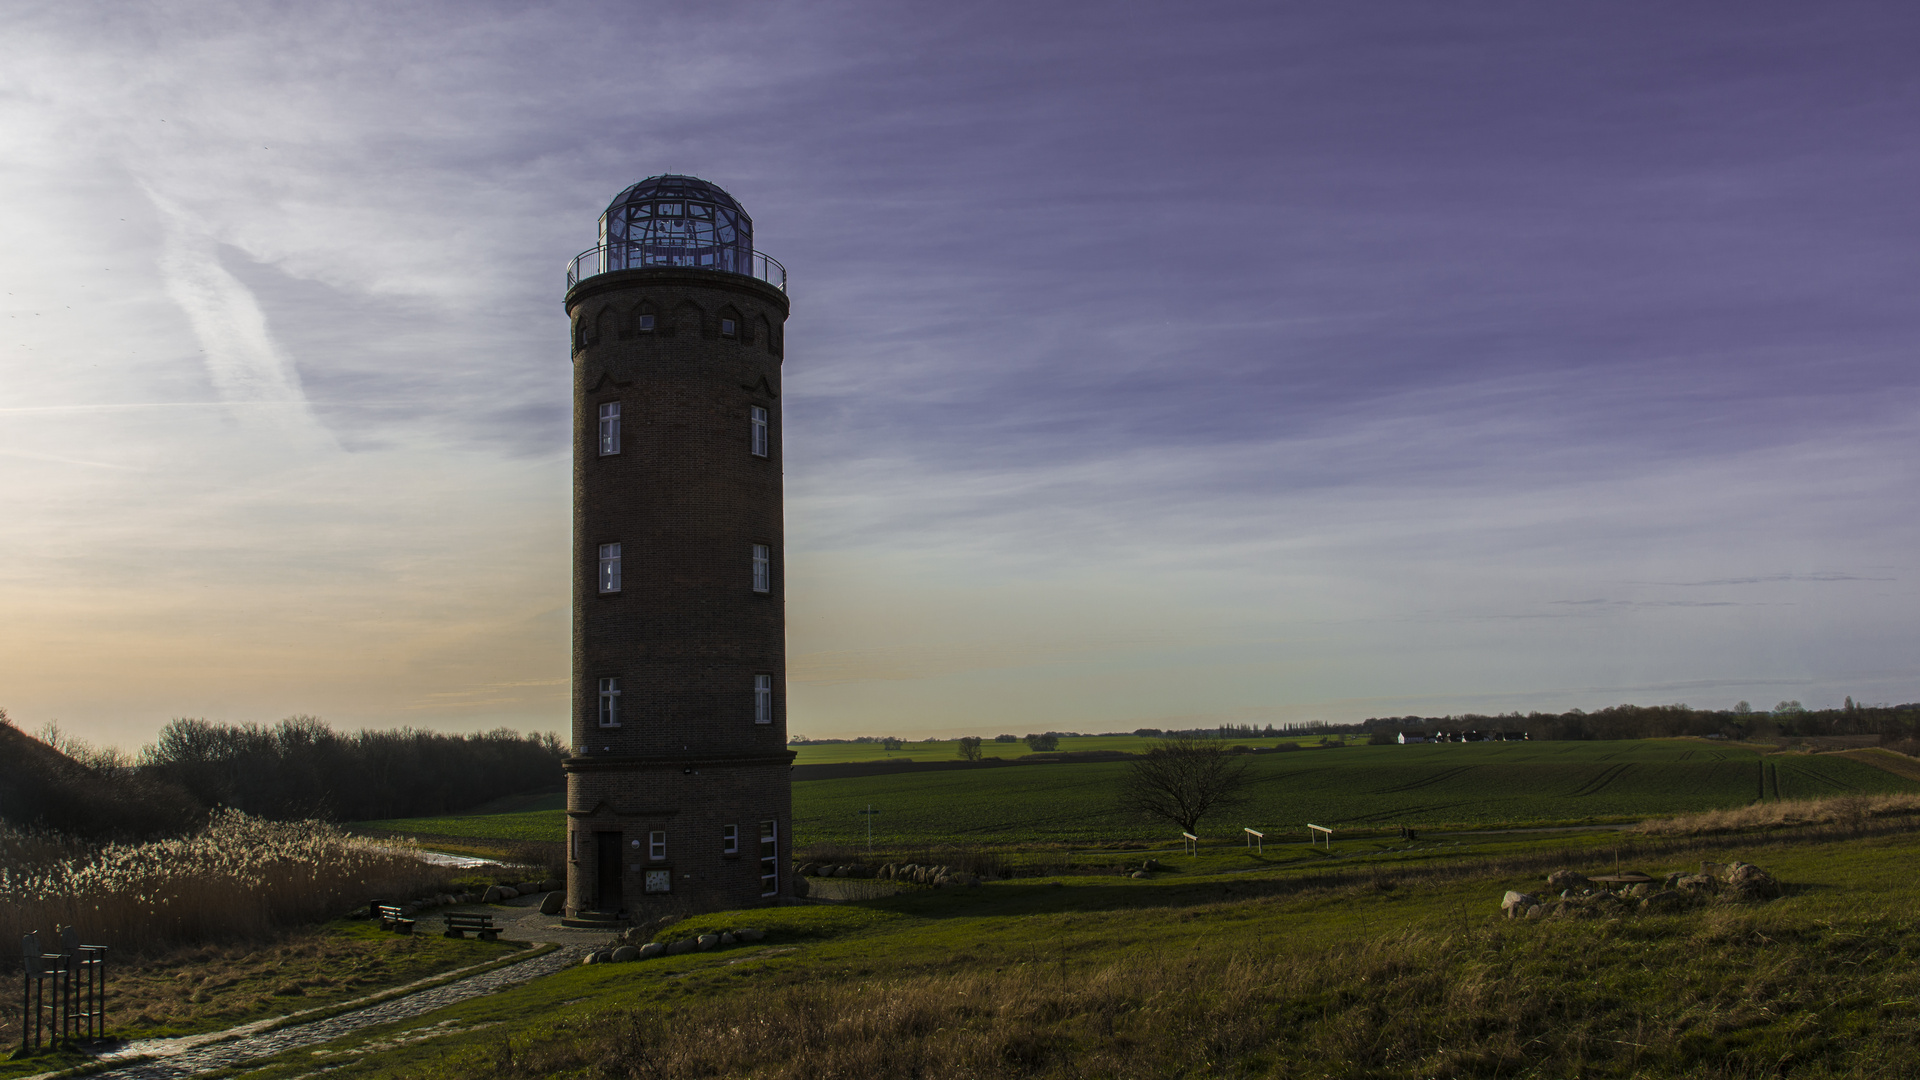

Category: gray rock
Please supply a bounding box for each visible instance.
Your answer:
[581,953,598,965]
[791,876,809,898]
[540,891,565,916]
[1143,859,1160,871]
[541,878,562,892]
[1676,874,1716,892]
[481,886,508,903]
[1130,870,1150,879]
[497,885,520,900]
[1640,889,1692,913]
[666,938,696,955]
[719,932,736,945]
[611,946,641,963]
[696,934,719,950]
[736,928,766,941]
[1545,869,1588,892]
[1501,890,1539,917]
[638,942,665,959]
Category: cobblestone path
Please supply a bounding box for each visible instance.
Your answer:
[84,944,594,1079]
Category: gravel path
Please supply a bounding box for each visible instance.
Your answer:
[77,942,594,1080]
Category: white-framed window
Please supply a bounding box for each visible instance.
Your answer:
[597,678,621,727]
[723,824,738,855]
[754,674,773,725]
[750,406,769,457]
[760,820,778,896]
[649,830,667,861]
[720,317,737,337]
[751,544,770,593]
[598,402,621,456]
[599,543,622,593]
[637,313,656,331]
[645,869,671,894]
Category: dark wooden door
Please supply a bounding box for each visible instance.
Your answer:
[595,831,623,911]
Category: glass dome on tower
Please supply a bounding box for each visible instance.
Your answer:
[568,174,785,290]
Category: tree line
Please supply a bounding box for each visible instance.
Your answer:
[1356,700,1920,745]
[0,710,564,840]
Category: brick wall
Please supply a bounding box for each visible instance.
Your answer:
[562,267,795,916]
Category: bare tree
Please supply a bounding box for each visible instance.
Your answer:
[1119,737,1251,834]
[956,736,983,762]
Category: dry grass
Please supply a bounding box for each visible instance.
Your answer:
[1633,791,1920,835]
[470,905,1920,1079]
[0,809,451,956]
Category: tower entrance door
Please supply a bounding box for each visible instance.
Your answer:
[594,831,623,912]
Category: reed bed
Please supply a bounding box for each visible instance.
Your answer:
[0,809,451,955]
[1633,791,1920,835]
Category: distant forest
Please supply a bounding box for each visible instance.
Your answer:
[1352,700,1920,746]
[0,710,564,841]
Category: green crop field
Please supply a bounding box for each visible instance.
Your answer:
[359,740,1920,849]
[787,734,1179,765]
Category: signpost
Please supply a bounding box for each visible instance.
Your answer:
[1182,831,1198,856]
[1244,828,1264,854]
[859,805,879,854]
[1308,823,1333,851]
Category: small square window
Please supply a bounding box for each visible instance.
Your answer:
[754,674,773,725]
[750,406,769,458]
[720,318,737,337]
[598,678,621,727]
[751,544,770,593]
[723,824,739,855]
[598,402,621,456]
[599,543,622,593]
[637,314,656,331]
[645,869,671,894]
[649,830,666,861]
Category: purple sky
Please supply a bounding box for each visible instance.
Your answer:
[4,2,1918,747]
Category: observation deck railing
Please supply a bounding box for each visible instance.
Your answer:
[566,245,786,292]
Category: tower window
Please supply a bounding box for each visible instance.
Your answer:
[720,317,737,338]
[754,674,773,724]
[649,830,667,861]
[599,543,622,593]
[598,678,621,727]
[637,314,655,331]
[759,820,778,896]
[750,406,769,457]
[723,824,739,855]
[598,402,621,456]
[751,544,770,593]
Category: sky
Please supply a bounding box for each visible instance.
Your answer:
[4,2,1919,750]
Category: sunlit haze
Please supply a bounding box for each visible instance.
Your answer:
[5,3,1919,750]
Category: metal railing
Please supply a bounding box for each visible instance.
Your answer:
[566,245,786,292]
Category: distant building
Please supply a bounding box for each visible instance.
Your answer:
[1398,732,1428,744]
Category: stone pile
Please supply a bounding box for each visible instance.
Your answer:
[581,926,768,965]
[1501,862,1780,920]
[878,863,981,887]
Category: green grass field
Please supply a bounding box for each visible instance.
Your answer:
[171,821,1920,1080]
[359,740,1920,849]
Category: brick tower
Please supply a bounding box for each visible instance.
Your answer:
[561,175,793,922]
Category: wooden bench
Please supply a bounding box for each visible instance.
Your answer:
[442,913,500,941]
[375,904,415,934]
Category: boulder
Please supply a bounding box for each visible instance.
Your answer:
[791,876,809,898]
[1675,874,1716,893]
[1545,870,1589,892]
[666,938,696,955]
[696,934,719,950]
[1640,889,1692,914]
[720,932,736,945]
[1130,870,1150,880]
[581,953,598,966]
[541,878,562,892]
[540,891,565,916]
[832,865,849,878]
[1726,862,1779,900]
[966,877,982,887]
[1501,890,1539,917]
[482,886,509,903]
[611,946,641,963]
[638,942,665,959]
[736,928,766,941]
[798,863,818,876]
[1143,859,1160,871]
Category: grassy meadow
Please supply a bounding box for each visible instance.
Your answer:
[176,810,1920,1080]
[360,740,1920,851]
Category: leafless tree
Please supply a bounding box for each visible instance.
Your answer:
[956,736,983,762]
[1118,737,1251,834]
